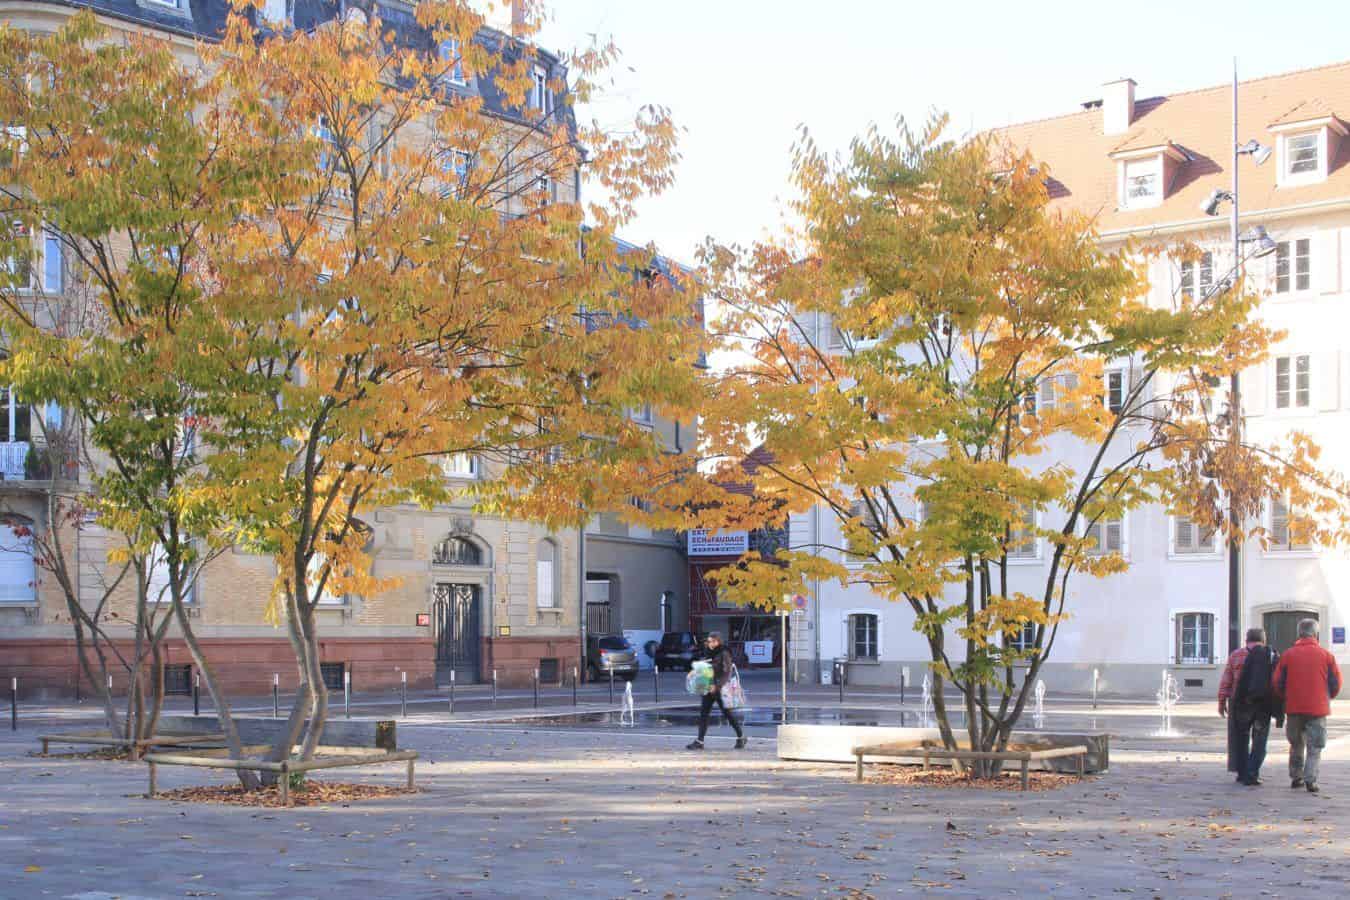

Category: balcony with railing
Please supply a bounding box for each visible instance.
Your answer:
[0,441,27,480]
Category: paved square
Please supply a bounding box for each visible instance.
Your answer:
[3,698,1350,898]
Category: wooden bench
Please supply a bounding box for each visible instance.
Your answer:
[142,746,419,806]
[39,730,227,758]
[853,741,1089,791]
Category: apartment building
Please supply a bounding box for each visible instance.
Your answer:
[0,0,689,696]
[803,62,1350,695]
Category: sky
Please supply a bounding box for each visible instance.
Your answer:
[532,0,1350,266]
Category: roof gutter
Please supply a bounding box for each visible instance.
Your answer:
[1097,195,1350,243]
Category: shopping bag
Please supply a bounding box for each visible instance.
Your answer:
[686,660,714,696]
[722,664,748,709]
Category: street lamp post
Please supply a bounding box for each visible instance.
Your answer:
[1202,61,1275,656]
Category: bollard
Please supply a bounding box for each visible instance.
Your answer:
[837,662,844,704]
[1092,668,1099,710]
[492,669,498,708]
[572,667,578,706]
[533,669,539,709]
[273,673,280,718]
[654,664,660,703]
[608,668,614,704]
[107,673,112,696]
[344,669,351,719]
[401,670,407,719]
[449,669,455,715]
[10,676,16,732]
[193,673,200,716]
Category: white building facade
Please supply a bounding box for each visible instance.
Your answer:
[801,63,1350,696]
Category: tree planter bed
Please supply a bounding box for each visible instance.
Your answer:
[143,746,419,806]
[852,741,1088,791]
[777,724,1110,773]
[38,730,227,759]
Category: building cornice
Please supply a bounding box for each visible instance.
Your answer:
[1096,195,1350,243]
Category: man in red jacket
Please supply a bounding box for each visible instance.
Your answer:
[1272,619,1343,793]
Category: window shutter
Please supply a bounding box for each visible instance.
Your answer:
[1037,378,1056,411]
[1173,614,1182,665]
[536,559,553,609]
[1175,518,1194,553]
[1317,229,1340,295]
[0,528,34,603]
[1271,496,1290,548]
[1318,350,1340,411]
[1085,520,1102,553]
[1242,361,1266,417]
[1105,519,1124,552]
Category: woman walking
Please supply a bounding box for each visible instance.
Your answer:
[687,632,747,750]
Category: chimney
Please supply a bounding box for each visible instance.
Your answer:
[511,0,527,38]
[1101,78,1137,135]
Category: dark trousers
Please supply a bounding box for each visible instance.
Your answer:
[1231,702,1271,782]
[697,690,743,740]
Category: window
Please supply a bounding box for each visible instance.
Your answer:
[440,149,471,199]
[1035,373,1078,412]
[42,230,61,293]
[0,516,35,604]
[433,536,482,566]
[1007,505,1039,560]
[535,173,552,206]
[1103,369,1126,414]
[1269,494,1310,551]
[315,115,337,172]
[628,404,653,425]
[1172,516,1218,556]
[1179,252,1213,300]
[1274,239,1311,294]
[3,222,32,292]
[848,613,878,661]
[1176,612,1214,664]
[536,538,557,609]
[1274,354,1311,409]
[308,554,344,605]
[440,37,465,85]
[846,497,889,559]
[628,495,653,513]
[530,66,553,115]
[1084,517,1124,556]
[1287,132,1319,175]
[0,386,30,443]
[145,542,196,605]
[441,453,478,478]
[1007,620,1036,653]
[1122,157,1161,208]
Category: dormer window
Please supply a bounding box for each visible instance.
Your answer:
[1269,103,1346,187]
[1287,133,1318,174]
[1109,141,1186,211]
[1124,158,1161,207]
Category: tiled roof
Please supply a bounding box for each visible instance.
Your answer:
[41,1,572,134]
[991,60,1350,236]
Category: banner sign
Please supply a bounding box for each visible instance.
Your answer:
[687,529,749,556]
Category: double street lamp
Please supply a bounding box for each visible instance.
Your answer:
[1199,62,1277,656]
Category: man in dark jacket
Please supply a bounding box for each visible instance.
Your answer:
[686,632,747,750]
[1273,619,1342,793]
[1218,627,1281,786]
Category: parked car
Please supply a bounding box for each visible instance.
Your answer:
[654,631,702,671]
[587,634,638,681]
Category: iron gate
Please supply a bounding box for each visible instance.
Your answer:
[433,583,481,684]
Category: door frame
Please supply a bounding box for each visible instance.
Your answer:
[1253,600,1327,651]
[428,533,494,683]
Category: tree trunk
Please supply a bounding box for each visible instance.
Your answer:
[297,609,328,760]
[262,590,313,785]
[172,599,258,790]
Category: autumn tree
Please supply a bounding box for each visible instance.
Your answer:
[0,0,698,777]
[690,120,1350,773]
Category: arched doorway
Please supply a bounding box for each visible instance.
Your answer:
[431,535,488,684]
[1264,610,1319,654]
